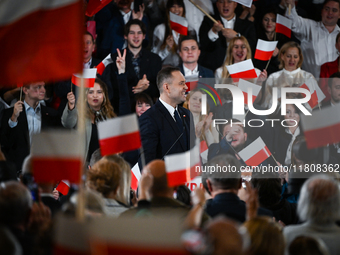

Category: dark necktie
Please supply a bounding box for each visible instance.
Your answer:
[174,110,183,131]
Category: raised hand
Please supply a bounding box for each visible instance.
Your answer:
[116,48,126,74]
[133,74,150,94]
[11,101,24,122]
[132,3,145,20]
[67,92,76,110]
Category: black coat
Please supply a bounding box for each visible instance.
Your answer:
[0,105,61,172]
[199,14,256,72]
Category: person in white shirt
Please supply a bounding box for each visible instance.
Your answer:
[284,0,340,78]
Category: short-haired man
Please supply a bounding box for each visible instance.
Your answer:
[199,0,256,71]
[110,19,162,114]
[284,0,340,78]
[284,175,340,255]
[323,71,340,107]
[0,82,61,172]
[204,154,272,222]
[139,67,195,166]
[178,36,214,79]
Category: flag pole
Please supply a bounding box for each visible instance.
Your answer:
[19,87,23,102]
[140,146,146,170]
[76,75,86,221]
[188,0,218,24]
[70,80,73,93]
[288,4,291,15]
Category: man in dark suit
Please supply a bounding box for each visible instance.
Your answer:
[110,19,162,114]
[0,82,61,173]
[139,67,195,167]
[178,36,214,79]
[204,154,272,223]
[199,0,256,71]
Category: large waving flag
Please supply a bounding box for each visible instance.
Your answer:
[301,105,340,149]
[238,79,262,105]
[98,114,141,156]
[86,0,111,17]
[276,14,292,38]
[238,137,271,166]
[227,59,257,82]
[164,141,201,187]
[169,12,188,35]
[0,0,83,86]
[90,217,188,255]
[71,68,97,88]
[96,54,113,75]
[32,131,82,184]
[254,39,278,61]
[300,83,325,109]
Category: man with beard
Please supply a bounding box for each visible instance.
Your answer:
[208,119,248,162]
[109,19,162,113]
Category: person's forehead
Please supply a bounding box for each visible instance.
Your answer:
[234,40,245,45]
[332,77,340,85]
[83,34,93,41]
[324,1,340,9]
[181,39,198,48]
[129,24,142,33]
[172,71,185,81]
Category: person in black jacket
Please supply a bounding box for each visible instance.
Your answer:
[198,0,256,71]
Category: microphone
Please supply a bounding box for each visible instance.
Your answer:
[162,131,184,159]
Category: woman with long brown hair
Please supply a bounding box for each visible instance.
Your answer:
[62,78,116,162]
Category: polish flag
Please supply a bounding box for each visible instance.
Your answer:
[96,54,113,75]
[227,59,257,82]
[164,142,201,187]
[169,12,188,35]
[90,217,188,255]
[276,14,292,38]
[300,83,325,109]
[17,83,24,88]
[301,104,340,149]
[185,75,198,92]
[71,68,97,88]
[32,131,82,184]
[254,39,278,61]
[0,0,83,86]
[86,0,111,17]
[238,137,271,166]
[131,163,141,191]
[56,180,70,196]
[238,79,262,105]
[97,114,141,156]
[54,215,90,255]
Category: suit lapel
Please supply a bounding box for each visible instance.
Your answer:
[155,101,186,151]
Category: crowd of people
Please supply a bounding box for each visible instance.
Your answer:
[1,0,340,254]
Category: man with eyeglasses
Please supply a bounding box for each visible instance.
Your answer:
[198,0,256,72]
[284,0,340,79]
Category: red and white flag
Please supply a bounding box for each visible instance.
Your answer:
[300,83,325,109]
[301,104,340,149]
[164,142,201,187]
[185,75,198,92]
[238,137,271,166]
[276,14,292,38]
[54,215,91,255]
[0,0,83,86]
[96,54,113,75]
[32,131,82,184]
[169,12,188,35]
[227,59,258,82]
[131,163,141,191]
[90,217,187,255]
[238,79,262,105]
[254,39,278,61]
[98,114,141,156]
[71,68,97,88]
[86,0,111,17]
[56,180,70,196]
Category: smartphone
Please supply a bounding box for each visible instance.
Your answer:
[134,0,143,13]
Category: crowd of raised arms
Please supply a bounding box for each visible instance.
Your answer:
[1,0,340,254]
